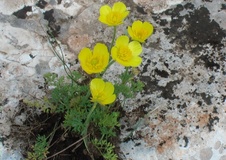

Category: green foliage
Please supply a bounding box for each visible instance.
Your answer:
[115,69,144,98]
[92,139,118,160]
[131,79,145,92]
[43,72,89,113]
[93,108,120,138]
[63,105,89,133]
[27,135,49,160]
[26,67,143,159]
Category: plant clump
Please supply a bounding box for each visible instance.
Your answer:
[25,1,154,160]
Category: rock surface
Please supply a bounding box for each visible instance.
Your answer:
[0,0,225,160]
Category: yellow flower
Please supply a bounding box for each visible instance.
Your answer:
[98,2,129,26]
[128,20,154,43]
[111,35,142,67]
[78,43,109,74]
[90,78,116,105]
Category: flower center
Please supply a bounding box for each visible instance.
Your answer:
[91,57,99,65]
[107,12,122,24]
[87,56,103,70]
[136,29,148,40]
[118,46,132,61]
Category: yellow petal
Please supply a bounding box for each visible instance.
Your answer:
[111,47,118,60]
[115,58,130,67]
[103,82,115,95]
[121,11,129,19]
[93,43,109,57]
[128,41,142,56]
[129,57,142,67]
[99,5,111,24]
[100,5,111,16]
[101,94,116,105]
[112,2,127,13]
[98,16,107,25]
[90,78,105,97]
[116,35,129,47]
[78,48,92,62]
[132,20,143,31]
[127,26,133,38]
[80,64,92,74]
[93,43,109,69]
[90,78,116,105]
[143,21,154,36]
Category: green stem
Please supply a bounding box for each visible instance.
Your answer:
[82,102,98,154]
[100,26,117,77]
[47,31,77,84]
[109,26,117,51]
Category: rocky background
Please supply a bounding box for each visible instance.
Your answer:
[0,0,225,160]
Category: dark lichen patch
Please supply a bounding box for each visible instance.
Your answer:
[29,54,36,59]
[43,9,61,37]
[222,4,226,10]
[177,103,187,113]
[57,0,62,5]
[161,80,181,100]
[192,92,212,105]
[196,55,220,71]
[208,75,215,84]
[213,107,218,114]
[140,75,181,100]
[44,9,55,23]
[165,4,184,17]
[140,76,159,94]
[13,6,32,19]
[159,19,168,26]
[142,59,151,73]
[184,3,195,10]
[178,136,189,148]
[202,0,213,2]
[200,93,212,105]
[154,69,169,78]
[136,6,147,14]
[36,0,48,9]
[183,136,189,147]
[1,98,8,106]
[158,4,226,50]
[185,7,225,47]
[206,115,219,131]
[131,104,149,118]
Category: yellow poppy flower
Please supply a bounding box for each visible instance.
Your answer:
[90,78,116,105]
[98,2,129,26]
[78,43,109,74]
[128,20,154,43]
[111,35,142,67]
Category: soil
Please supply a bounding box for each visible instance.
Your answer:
[5,100,123,160]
